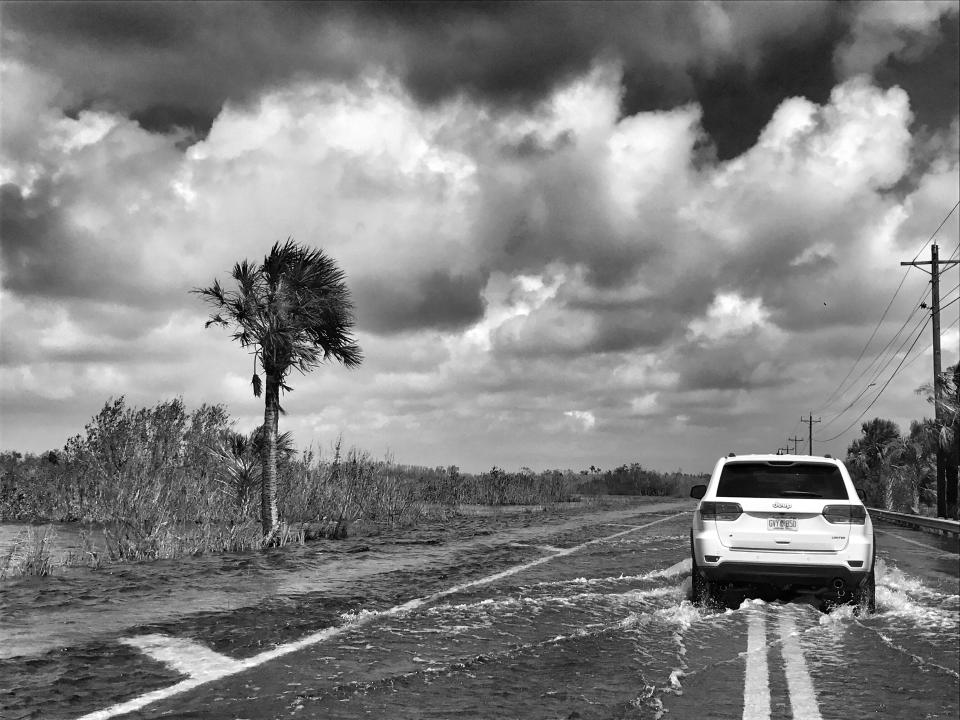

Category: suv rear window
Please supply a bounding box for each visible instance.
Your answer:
[716,462,849,500]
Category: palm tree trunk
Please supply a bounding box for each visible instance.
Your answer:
[261,371,280,540]
[882,470,893,510]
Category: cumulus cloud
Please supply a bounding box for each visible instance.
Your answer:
[1,13,958,472]
[1,1,843,159]
[835,0,959,77]
[564,410,596,431]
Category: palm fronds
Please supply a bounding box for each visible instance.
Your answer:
[193,238,362,384]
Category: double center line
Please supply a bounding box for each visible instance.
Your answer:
[743,608,823,720]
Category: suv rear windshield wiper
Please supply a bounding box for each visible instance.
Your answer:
[778,490,823,497]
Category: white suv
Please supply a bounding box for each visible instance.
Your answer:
[690,453,875,610]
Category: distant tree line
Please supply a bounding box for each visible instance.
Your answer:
[574,463,706,497]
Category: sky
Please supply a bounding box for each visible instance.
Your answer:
[1,1,959,474]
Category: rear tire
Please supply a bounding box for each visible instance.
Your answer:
[690,532,711,606]
[851,538,877,613]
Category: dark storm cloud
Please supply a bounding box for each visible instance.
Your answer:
[1,1,364,134]
[873,14,960,135]
[3,1,851,157]
[691,27,843,159]
[353,270,487,334]
[0,182,98,300]
[5,1,196,48]
[590,310,681,354]
[0,181,192,310]
[677,352,785,391]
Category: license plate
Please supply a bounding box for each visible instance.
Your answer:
[768,518,797,531]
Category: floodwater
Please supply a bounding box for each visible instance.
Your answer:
[1,503,958,720]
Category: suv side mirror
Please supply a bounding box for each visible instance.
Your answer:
[855,487,866,501]
[690,484,707,500]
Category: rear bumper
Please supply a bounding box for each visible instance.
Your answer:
[700,561,869,588]
[692,520,874,590]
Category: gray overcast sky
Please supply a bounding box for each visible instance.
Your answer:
[1,1,959,473]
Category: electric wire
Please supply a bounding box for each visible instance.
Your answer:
[914,199,960,262]
[818,252,958,418]
[818,284,931,424]
[816,275,910,411]
[817,267,931,416]
[816,314,931,443]
[939,288,960,315]
[815,201,960,413]
[903,315,960,371]
[819,309,930,430]
[824,276,959,444]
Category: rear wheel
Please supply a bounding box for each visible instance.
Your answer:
[690,532,711,605]
[851,539,877,613]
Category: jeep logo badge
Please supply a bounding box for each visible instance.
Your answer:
[772,502,792,509]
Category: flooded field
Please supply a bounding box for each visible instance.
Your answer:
[1,501,957,719]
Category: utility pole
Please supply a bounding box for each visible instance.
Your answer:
[789,436,804,454]
[953,364,959,517]
[801,413,820,456]
[902,243,959,518]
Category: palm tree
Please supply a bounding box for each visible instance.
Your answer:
[208,428,295,515]
[916,365,960,517]
[194,240,362,541]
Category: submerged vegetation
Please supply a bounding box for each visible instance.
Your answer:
[0,396,703,575]
[0,526,58,579]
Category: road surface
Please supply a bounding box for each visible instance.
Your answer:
[2,500,957,719]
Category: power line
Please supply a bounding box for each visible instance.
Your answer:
[816,201,959,413]
[817,271,933,418]
[912,199,960,262]
[939,289,960,315]
[817,256,959,441]
[820,310,929,429]
[816,276,910,411]
[819,293,930,427]
[817,315,931,443]
[903,315,960,371]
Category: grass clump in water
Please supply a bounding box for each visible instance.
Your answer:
[0,526,57,579]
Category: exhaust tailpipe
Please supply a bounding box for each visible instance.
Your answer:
[832,578,847,595]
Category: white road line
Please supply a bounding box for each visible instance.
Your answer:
[534,544,564,552]
[76,512,685,720]
[742,610,770,720]
[778,611,823,720]
[880,530,959,555]
[121,634,243,681]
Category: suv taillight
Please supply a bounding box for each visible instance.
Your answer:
[822,505,866,525]
[700,501,742,521]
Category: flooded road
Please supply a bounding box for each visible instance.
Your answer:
[1,501,957,719]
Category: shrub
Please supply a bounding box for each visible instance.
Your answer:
[0,526,57,579]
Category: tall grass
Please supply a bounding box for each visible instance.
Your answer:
[0,526,57,579]
[411,465,577,506]
[279,442,425,534]
[1,396,704,573]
